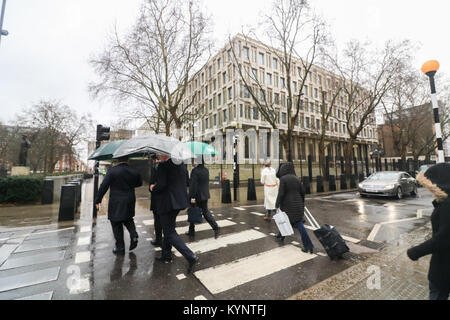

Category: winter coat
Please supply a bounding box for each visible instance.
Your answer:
[275,162,305,225]
[95,163,143,222]
[408,164,450,291]
[261,166,279,210]
[189,164,210,202]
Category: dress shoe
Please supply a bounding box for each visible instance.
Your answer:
[214,227,220,239]
[112,247,125,255]
[184,231,195,237]
[275,234,285,242]
[129,237,138,251]
[151,239,162,247]
[187,256,199,274]
[302,247,314,254]
[155,255,173,263]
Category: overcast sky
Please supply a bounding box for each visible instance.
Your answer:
[1,0,449,129]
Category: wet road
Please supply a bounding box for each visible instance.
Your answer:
[0,183,435,300]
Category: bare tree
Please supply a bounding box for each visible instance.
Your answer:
[326,39,413,177]
[89,0,213,138]
[230,0,328,161]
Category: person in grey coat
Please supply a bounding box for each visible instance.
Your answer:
[275,162,314,253]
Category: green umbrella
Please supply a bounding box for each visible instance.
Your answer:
[88,140,126,161]
[184,141,218,155]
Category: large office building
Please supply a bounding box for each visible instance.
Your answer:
[173,34,378,163]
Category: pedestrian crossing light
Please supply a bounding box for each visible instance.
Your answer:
[96,125,110,142]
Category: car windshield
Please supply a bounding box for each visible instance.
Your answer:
[419,165,432,173]
[367,172,400,181]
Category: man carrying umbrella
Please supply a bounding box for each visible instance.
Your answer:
[95,155,143,255]
[150,154,199,273]
[149,154,162,247]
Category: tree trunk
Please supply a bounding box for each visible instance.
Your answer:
[344,138,355,178]
[318,139,326,178]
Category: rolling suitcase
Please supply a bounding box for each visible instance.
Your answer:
[304,207,349,260]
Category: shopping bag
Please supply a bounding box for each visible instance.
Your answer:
[273,209,294,236]
[187,206,203,224]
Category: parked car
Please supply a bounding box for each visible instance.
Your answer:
[358,171,418,200]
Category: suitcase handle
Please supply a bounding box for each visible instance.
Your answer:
[304,206,320,230]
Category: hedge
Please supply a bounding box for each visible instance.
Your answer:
[0,176,44,204]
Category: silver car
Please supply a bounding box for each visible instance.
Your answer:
[358,171,418,199]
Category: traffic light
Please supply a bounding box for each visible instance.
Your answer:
[96,125,110,142]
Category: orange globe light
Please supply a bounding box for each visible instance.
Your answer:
[421,60,440,74]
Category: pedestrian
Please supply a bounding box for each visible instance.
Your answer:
[407,163,450,300]
[150,155,199,273]
[95,156,143,255]
[260,159,279,221]
[186,158,220,238]
[275,162,314,254]
[149,154,162,247]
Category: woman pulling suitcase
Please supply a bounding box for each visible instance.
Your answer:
[275,162,314,253]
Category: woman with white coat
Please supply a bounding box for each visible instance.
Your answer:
[260,159,279,221]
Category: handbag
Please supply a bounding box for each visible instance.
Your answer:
[273,209,294,236]
[187,206,203,224]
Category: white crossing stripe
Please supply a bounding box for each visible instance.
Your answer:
[194,295,207,300]
[75,251,91,264]
[176,220,236,234]
[77,236,91,246]
[79,226,91,233]
[250,212,265,216]
[176,274,186,280]
[142,215,187,226]
[234,207,246,211]
[175,230,267,257]
[194,245,316,294]
[31,227,75,236]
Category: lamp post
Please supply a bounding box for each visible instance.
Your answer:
[422,60,445,163]
[0,0,9,47]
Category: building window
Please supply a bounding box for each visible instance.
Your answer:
[214,114,217,126]
[244,86,250,99]
[258,52,264,65]
[309,102,314,113]
[281,77,285,89]
[253,107,259,120]
[243,46,250,61]
[217,58,221,69]
[251,68,257,81]
[223,109,227,123]
[314,88,318,99]
[209,99,213,110]
[274,93,280,105]
[218,93,222,105]
[297,67,302,78]
[306,117,310,128]
[266,73,272,86]
[240,104,243,118]
[245,137,250,158]
[228,87,233,100]
[298,142,306,160]
[223,72,227,84]
[272,58,278,70]
[282,112,287,124]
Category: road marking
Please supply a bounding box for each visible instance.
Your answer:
[175,230,267,257]
[79,226,91,233]
[240,222,246,225]
[0,267,60,293]
[234,207,246,211]
[367,210,425,241]
[142,231,147,234]
[194,245,316,294]
[250,212,265,216]
[0,250,66,271]
[75,251,91,264]
[241,205,264,208]
[77,236,91,246]
[291,241,300,245]
[143,215,187,226]
[317,252,327,257]
[16,291,53,300]
[69,274,90,294]
[31,227,75,236]
[176,220,236,234]
[194,295,207,300]
[253,227,260,230]
[176,274,186,280]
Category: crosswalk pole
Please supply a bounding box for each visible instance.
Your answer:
[422,60,445,163]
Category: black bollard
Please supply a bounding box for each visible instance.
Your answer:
[41,179,54,205]
[302,176,311,195]
[316,176,324,193]
[247,178,257,201]
[340,174,347,190]
[350,174,357,188]
[66,181,80,213]
[359,173,365,182]
[58,184,77,222]
[221,179,232,204]
[308,155,313,183]
[385,158,388,171]
[328,175,336,191]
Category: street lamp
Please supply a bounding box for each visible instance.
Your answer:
[0,0,9,47]
[421,60,445,163]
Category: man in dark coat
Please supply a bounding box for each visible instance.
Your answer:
[186,161,220,238]
[149,155,162,247]
[407,163,450,300]
[95,156,143,255]
[150,155,199,273]
[275,162,314,253]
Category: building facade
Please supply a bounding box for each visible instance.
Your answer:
[172,34,378,164]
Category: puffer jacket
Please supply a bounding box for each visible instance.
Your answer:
[275,162,305,225]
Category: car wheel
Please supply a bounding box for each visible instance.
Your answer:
[396,187,403,200]
[411,185,418,197]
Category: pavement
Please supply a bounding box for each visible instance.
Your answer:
[0,179,437,300]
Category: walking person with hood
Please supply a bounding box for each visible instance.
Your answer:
[275,162,314,253]
[407,163,450,300]
[95,156,143,255]
[186,157,220,238]
[150,154,199,273]
[261,159,279,221]
[149,154,162,247]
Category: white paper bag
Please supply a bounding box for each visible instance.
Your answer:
[273,210,294,236]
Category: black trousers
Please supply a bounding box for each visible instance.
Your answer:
[110,219,138,250]
[152,210,163,242]
[189,200,218,233]
[160,210,195,261]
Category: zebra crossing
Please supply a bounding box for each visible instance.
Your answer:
[0,204,370,300]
